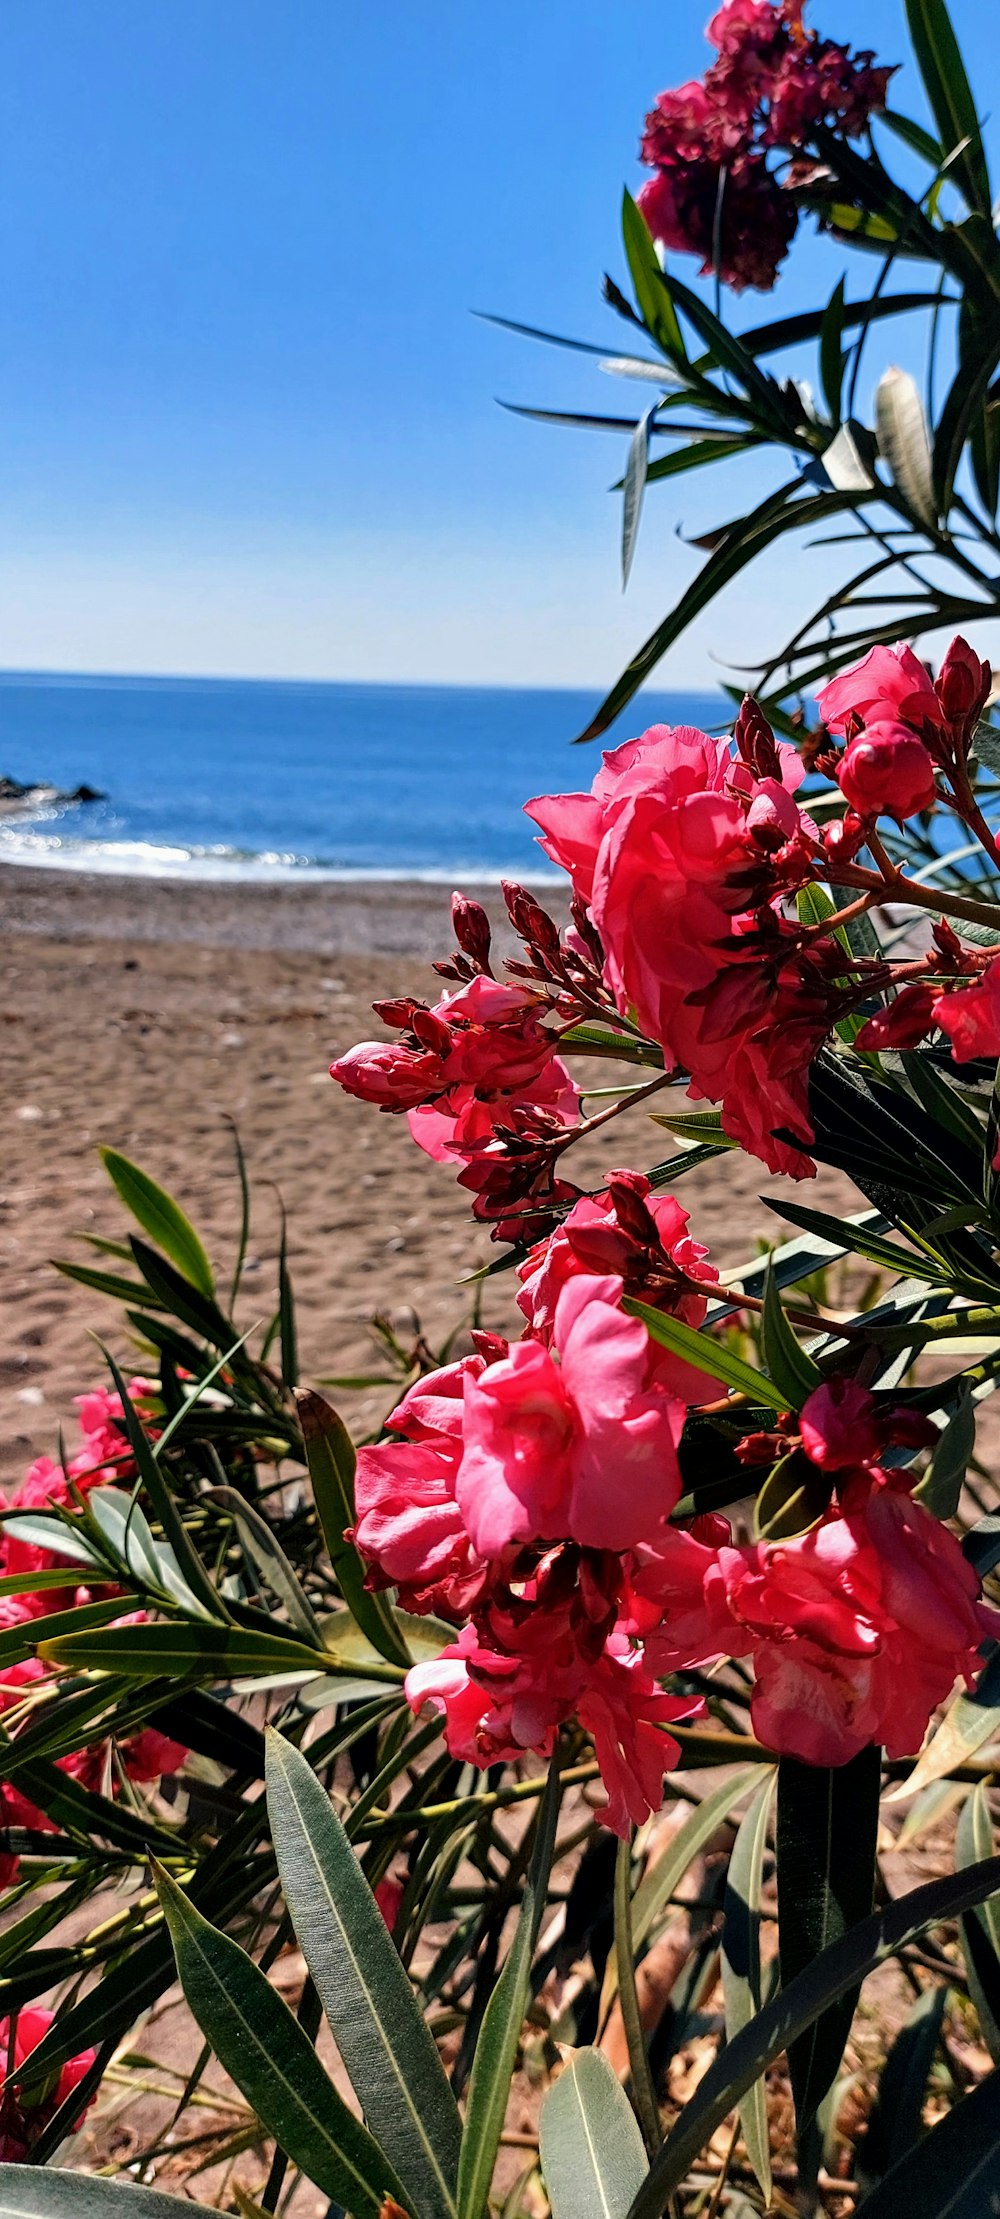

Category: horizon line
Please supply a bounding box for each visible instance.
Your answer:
[0,664,729,698]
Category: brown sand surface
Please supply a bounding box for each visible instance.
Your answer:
[1,861,863,1489]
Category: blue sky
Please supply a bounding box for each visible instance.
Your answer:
[0,0,995,687]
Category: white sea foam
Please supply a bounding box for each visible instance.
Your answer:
[0,824,561,886]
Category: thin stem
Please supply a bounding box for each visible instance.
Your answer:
[825,853,1000,930]
[556,1067,674,1149]
[615,1833,663,2156]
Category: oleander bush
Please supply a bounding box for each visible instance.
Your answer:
[9,2,1000,2215]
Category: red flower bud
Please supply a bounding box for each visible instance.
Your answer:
[935,635,992,734]
[451,892,492,968]
[837,722,936,819]
[854,983,935,1051]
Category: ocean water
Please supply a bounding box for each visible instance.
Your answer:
[0,673,726,883]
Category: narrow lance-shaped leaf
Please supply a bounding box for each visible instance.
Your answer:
[853,2060,1000,2218]
[0,2171,219,2218]
[457,1754,562,2219]
[539,2049,648,2219]
[620,191,687,364]
[760,1262,822,1406]
[776,1746,882,2130]
[624,1853,1000,2218]
[265,1728,461,2219]
[956,1782,1000,2066]
[903,0,993,222]
[99,1148,215,1299]
[721,1771,775,2201]
[155,1865,409,2219]
[297,1388,411,1667]
[916,1383,975,1518]
[103,1351,227,1625]
[624,1297,789,1411]
[859,1982,948,2182]
[206,1485,322,1646]
[600,1768,763,2022]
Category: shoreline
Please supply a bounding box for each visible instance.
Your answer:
[0,861,553,957]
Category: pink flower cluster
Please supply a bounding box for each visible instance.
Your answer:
[528,710,833,1176]
[0,1382,186,1887]
[637,0,893,289]
[351,1185,997,1824]
[0,2007,96,2161]
[819,636,991,826]
[333,968,580,1239]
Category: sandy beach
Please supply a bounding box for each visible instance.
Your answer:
[1,862,859,1490]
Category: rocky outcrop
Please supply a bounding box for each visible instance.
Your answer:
[0,776,106,817]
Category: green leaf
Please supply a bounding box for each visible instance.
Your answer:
[206,1486,321,1646]
[875,366,937,528]
[763,1196,949,1284]
[860,1982,948,2181]
[916,1383,976,1517]
[855,2063,1000,2216]
[297,1388,411,1668]
[879,107,945,165]
[265,1729,461,2219]
[957,1782,1000,2065]
[540,2050,648,2219]
[36,1619,338,1680]
[620,192,687,364]
[776,1747,881,2130]
[574,485,854,743]
[102,1352,228,1625]
[624,1854,1000,2219]
[721,1770,775,2201]
[819,276,846,425]
[457,1755,561,2219]
[760,1264,822,1407]
[156,1866,407,2219]
[100,1148,215,1298]
[0,2172,217,2218]
[624,1298,789,1411]
[754,1449,833,1544]
[601,1769,764,2021]
[903,0,993,220]
[52,1256,167,1308]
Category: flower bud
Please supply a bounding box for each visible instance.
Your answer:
[837,721,936,819]
[936,634,992,733]
[854,983,935,1052]
[451,892,492,968]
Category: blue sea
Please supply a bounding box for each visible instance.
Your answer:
[0,673,726,883]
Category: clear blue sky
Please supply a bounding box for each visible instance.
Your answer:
[0,0,995,687]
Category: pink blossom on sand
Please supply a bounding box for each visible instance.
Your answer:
[352,1357,492,1621]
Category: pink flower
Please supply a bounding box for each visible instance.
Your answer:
[836,724,937,820]
[352,1358,491,1621]
[638,156,797,292]
[455,1274,685,1557]
[516,1173,720,1400]
[634,1487,996,1766]
[333,975,579,1189]
[404,1619,699,1836]
[799,1378,883,1471]
[935,959,1000,1063]
[0,2006,97,2159]
[817,643,943,737]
